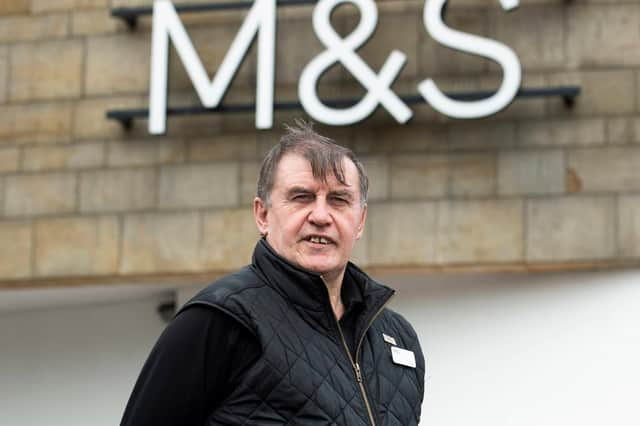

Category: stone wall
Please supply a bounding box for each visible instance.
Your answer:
[1,0,639,287]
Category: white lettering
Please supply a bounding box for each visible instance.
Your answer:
[149,0,275,134]
[418,0,521,119]
[298,0,412,126]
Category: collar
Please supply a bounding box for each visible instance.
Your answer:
[250,239,394,335]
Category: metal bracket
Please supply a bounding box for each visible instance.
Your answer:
[106,86,581,130]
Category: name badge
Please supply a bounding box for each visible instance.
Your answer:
[391,346,416,368]
[382,333,397,346]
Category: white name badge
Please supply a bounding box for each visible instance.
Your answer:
[391,346,416,368]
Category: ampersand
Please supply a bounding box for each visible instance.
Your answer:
[298,0,412,126]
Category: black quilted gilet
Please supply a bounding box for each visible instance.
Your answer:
[181,240,425,426]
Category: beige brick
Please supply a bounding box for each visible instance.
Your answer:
[0,221,32,279]
[188,133,258,162]
[121,212,201,273]
[607,117,640,145]
[35,216,118,277]
[436,199,523,263]
[72,9,126,35]
[5,173,76,216]
[23,142,104,171]
[527,196,616,261]
[201,208,257,270]
[360,156,389,202]
[567,147,640,192]
[498,150,565,195]
[158,163,238,209]
[0,14,67,43]
[0,102,73,144]
[0,0,29,15]
[488,6,564,70]
[107,139,185,167]
[79,168,156,213]
[449,153,496,197]
[0,46,7,103]
[547,71,635,116]
[353,125,448,154]
[0,147,20,173]
[391,154,448,198]
[240,161,259,205]
[567,5,640,68]
[73,96,146,140]
[619,195,640,258]
[85,34,150,95]
[447,122,517,150]
[419,8,489,77]
[519,118,606,147]
[481,73,546,120]
[10,40,83,101]
[368,202,437,265]
[31,0,107,13]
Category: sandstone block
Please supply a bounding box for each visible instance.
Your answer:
[31,0,108,13]
[240,161,259,205]
[121,212,201,273]
[619,195,640,258]
[85,34,150,96]
[10,40,83,101]
[0,46,7,103]
[498,149,565,195]
[488,6,564,70]
[391,154,448,198]
[547,71,635,116]
[518,118,606,147]
[0,147,19,173]
[0,0,29,15]
[607,117,640,145]
[449,153,496,197]
[567,147,640,192]
[188,133,258,162]
[367,202,437,265]
[158,163,238,209]
[354,125,448,154]
[23,142,104,171]
[0,14,67,43]
[567,4,640,68]
[447,122,517,150]
[72,10,126,35]
[79,168,156,212]
[360,156,389,202]
[73,96,146,140]
[200,208,258,270]
[107,139,185,167]
[0,221,32,279]
[436,199,524,264]
[0,102,73,144]
[35,216,119,277]
[5,173,76,216]
[526,196,616,262]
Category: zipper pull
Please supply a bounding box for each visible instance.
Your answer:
[354,363,363,383]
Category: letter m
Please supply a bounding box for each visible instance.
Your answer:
[149,0,276,134]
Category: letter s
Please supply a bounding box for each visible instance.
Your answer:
[418,0,521,119]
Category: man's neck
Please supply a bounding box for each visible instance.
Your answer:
[322,271,345,320]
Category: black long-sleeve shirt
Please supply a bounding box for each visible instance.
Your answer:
[121,273,365,426]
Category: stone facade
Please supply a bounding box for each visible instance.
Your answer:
[0,0,639,287]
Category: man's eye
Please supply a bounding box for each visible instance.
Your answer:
[331,197,349,205]
[292,194,313,201]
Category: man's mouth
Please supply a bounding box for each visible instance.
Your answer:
[305,236,333,245]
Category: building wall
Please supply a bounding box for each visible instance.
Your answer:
[0,0,639,287]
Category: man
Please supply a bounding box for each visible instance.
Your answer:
[121,121,425,425]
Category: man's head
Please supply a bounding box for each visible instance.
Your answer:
[254,120,368,284]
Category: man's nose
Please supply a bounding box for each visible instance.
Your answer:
[308,199,331,226]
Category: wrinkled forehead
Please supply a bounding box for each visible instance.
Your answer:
[273,153,358,190]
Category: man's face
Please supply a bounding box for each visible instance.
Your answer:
[254,153,367,283]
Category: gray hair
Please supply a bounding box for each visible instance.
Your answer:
[257,120,368,207]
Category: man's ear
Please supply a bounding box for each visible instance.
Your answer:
[253,197,269,236]
[355,204,367,240]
